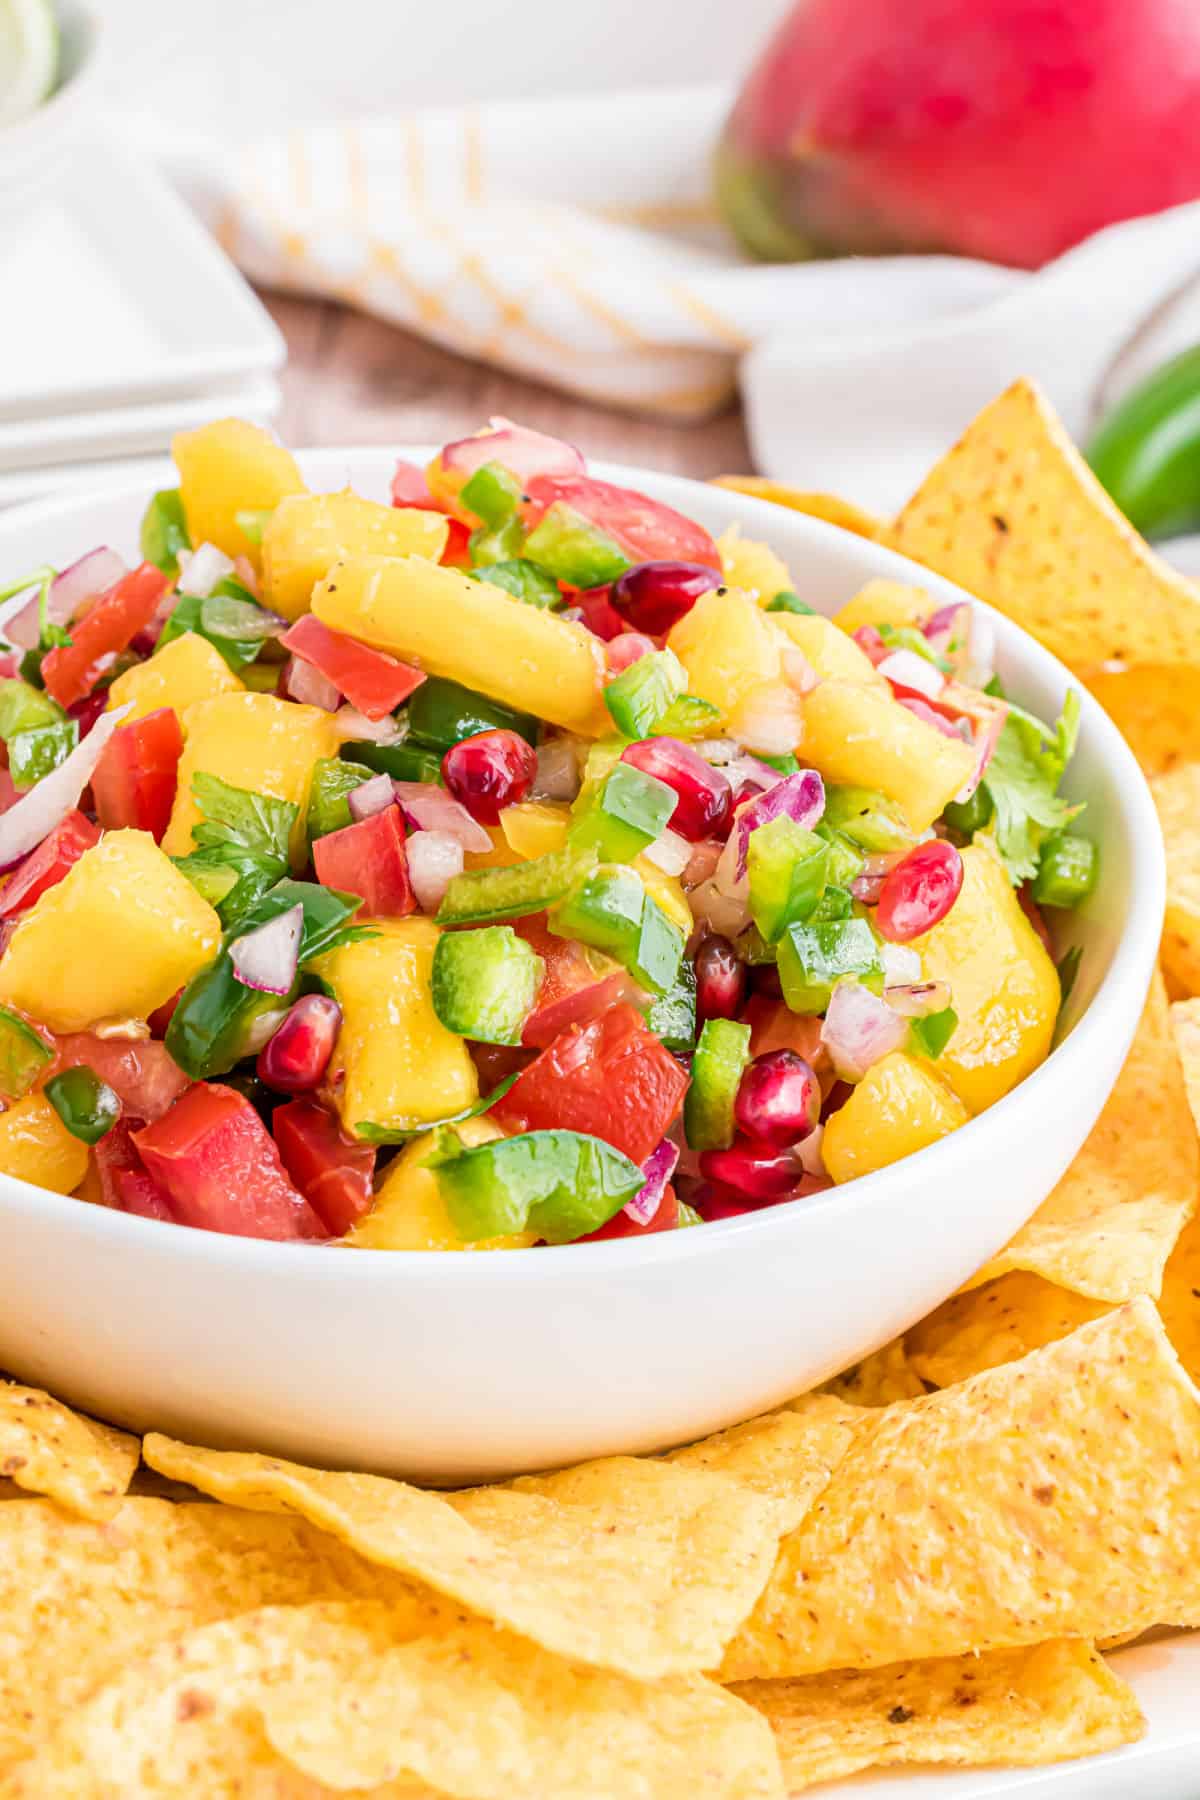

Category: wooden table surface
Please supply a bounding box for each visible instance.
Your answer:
[263,292,754,479]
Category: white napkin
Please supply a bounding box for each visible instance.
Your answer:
[160,83,1200,510]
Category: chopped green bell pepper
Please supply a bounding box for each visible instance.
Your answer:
[813,823,866,889]
[747,815,829,942]
[943,785,994,837]
[437,846,594,926]
[778,918,884,1014]
[470,559,561,609]
[431,1127,643,1244]
[8,719,77,790]
[568,762,677,863]
[549,863,684,996]
[0,1006,53,1099]
[308,757,376,841]
[646,958,697,1053]
[823,786,916,855]
[877,623,952,672]
[647,694,722,738]
[684,1018,751,1151]
[603,649,687,739]
[0,677,64,740]
[44,1065,121,1145]
[460,460,523,530]
[1032,832,1097,910]
[765,590,816,615]
[406,675,538,750]
[754,751,801,776]
[522,502,630,588]
[910,1006,958,1061]
[140,488,192,577]
[430,926,545,1045]
[341,740,444,785]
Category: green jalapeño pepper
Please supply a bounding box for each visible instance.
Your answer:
[1086,344,1200,539]
[522,502,630,588]
[44,1065,121,1144]
[684,1018,751,1151]
[140,488,192,577]
[406,675,539,751]
[471,560,562,609]
[431,1127,643,1243]
[0,1006,54,1099]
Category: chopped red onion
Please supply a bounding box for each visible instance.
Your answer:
[692,737,743,768]
[881,941,922,987]
[797,1120,826,1177]
[177,543,236,600]
[391,459,437,507]
[927,602,996,689]
[407,829,465,913]
[877,647,946,701]
[440,417,584,483]
[850,851,903,906]
[642,827,691,877]
[682,836,723,889]
[730,681,805,755]
[242,1007,291,1054]
[625,1139,679,1226]
[333,705,405,745]
[687,876,751,939]
[391,781,492,853]
[284,655,341,711]
[722,754,780,794]
[732,769,826,881]
[883,979,953,1018]
[4,547,127,650]
[852,624,889,666]
[229,903,304,995]
[532,739,581,802]
[347,774,396,821]
[820,982,909,1081]
[0,702,130,869]
[954,702,1006,804]
[780,646,820,694]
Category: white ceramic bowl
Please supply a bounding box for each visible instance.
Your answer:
[0,452,1163,1483]
[0,2,102,240]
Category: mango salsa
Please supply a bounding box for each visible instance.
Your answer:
[0,1093,89,1193]
[913,841,1060,1114]
[173,419,305,569]
[261,491,449,621]
[716,525,791,603]
[822,1051,970,1184]
[347,1117,535,1250]
[498,800,692,935]
[769,611,886,688]
[105,631,244,725]
[0,831,221,1032]
[834,579,938,637]
[667,587,782,724]
[800,680,977,833]
[314,918,479,1141]
[162,692,342,866]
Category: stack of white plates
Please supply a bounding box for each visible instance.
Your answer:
[0,135,284,506]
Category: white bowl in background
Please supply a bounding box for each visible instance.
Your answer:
[0,2,102,240]
[0,451,1163,1483]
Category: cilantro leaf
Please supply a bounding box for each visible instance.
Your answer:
[190,773,296,865]
[981,689,1083,885]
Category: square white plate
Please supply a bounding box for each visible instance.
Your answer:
[0,137,284,422]
[0,376,281,475]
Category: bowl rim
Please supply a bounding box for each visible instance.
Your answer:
[0,447,1165,1278]
[0,0,102,146]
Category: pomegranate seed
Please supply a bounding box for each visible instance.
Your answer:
[750,964,784,999]
[694,935,746,1023]
[576,586,626,641]
[257,994,342,1093]
[699,1139,801,1200]
[442,729,537,824]
[875,839,964,943]
[620,738,732,842]
[607,632,656,672]
[610,561,718,635]
[67,691,110,738]
[734,1050,820,1146]
[689,1180,760,1221]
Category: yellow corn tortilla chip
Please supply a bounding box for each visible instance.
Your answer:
[732,1639,1143,1791]
[721,1301,1200,1680]
[7,1601,785,1800]
[886,378,1200,675]
[1158,768,1200,994]
[712,476,883,541]
[0,1497,447,1773]
[820,1338,929,1407]
[1086,664,1200,777]
[142,1436,793,1681]
[662,1394,862,1524]
[964,971,1198,1301]
[907,1273,1110,1389]
[1160,1211,1200,1386]
[0,1380,138,1521]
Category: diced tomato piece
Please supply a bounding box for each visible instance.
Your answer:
[897,695,965,740]
[90,706,184,842]
[0,653,20,681]
[523,475,721,571]
[494,1002,688,1165]
[312,805,415,917]
[134,1083,326,1240]
[53,1033,189,1123]
[0,768,18,815]
[115,1165,177,1221]
[0,811,100,917]
[440,517,473,568]
[743,995,828,1071]
[514,916,623,1048]
[93,1121,176,1219]
[279,615,425,721]
[273,1098,376,1237]
[580,1183,679,1241]
[148,990,182,1040]
[41,563,170,708]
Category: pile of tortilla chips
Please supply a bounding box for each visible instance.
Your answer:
[2,383,1199,1797]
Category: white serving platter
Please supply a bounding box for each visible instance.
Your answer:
[0,375,280,474]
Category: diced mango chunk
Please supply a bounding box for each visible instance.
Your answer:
[0,1094,89,1194]
[261,491,449,621]
[347,1117,534,1250]
[667,587,782,724]
[913,841,1060,1114]
[769,612,886,688]
[161,692,342,866]
[313,556,606,733]
[173,419,306,569]
[314,917,478,1140]
[106,632,244,725]
[800,680,976,833]
[822,1051,969,1184]
[833,579,938,637]
[716,526,791,604]
[0,831,221,1032]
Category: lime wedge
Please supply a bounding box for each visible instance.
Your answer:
[0,0,59,127]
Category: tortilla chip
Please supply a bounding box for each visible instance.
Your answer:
[142,1436,792,1681]
[0,1497,446,1773]
[712,476,883,541]
[0,1380,137,1521]
[886,379,1200,676]
[7,1601,785,1800]
[1155,766,1200,994]
[1085,664,1200,776]
[720,1301,1200,1679]
[662,1395,862,1524]
[1160,1212,1200,1385]
[732,1639,1143,1791]
[964,971,1198,1300]
[820,1338,929,1407]
[907,1273,1110,1388]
